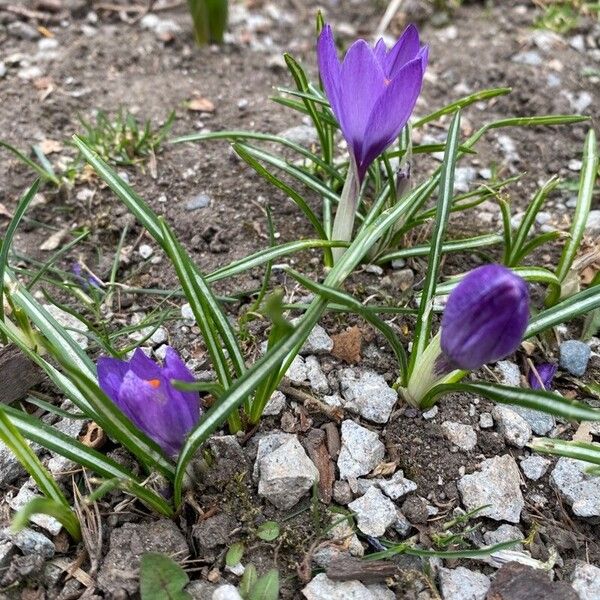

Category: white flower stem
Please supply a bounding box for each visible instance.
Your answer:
[331,161,360,263]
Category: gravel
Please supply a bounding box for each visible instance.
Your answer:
[570,561,600,600]
[520,455,550,481]
[492,407,532,448]
[551,457,600,518]
[438,566,491,600]
[299,323,334,355]
[302,573,394,600]
[257,436,319,509]
[337,420,385,480]
[348,487,397,537]
[458,455,524,523]
[560,340,591,377]
[339,369,398,424]
[441,421,478,451]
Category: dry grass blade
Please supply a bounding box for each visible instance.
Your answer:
[73,472,103,576]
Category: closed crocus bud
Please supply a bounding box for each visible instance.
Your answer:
[528,363,557,390]
[97,347,200,457]
[440,264,529,371]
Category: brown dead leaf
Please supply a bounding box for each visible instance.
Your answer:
[39,139,63,154]
[573,422,594,442]
[331,326,362,364]
[188,96,215,113]
[39,227,68,251]
[0,203,12,219]
[33,76,55,101]
[371,461,397,478]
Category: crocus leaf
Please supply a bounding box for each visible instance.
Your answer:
[139,553,191,600]
[530,438,600,467]
[225,542,245,567]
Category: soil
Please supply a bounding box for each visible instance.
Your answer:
[0,0,600,598]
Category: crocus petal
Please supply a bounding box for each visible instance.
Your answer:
[128,347,162,380]
[337,39,387,162]
[384,24,421,79]
[373,38,387,66]
[97,356,129,403]
[528,363,557,390]
[162,346,201,428]
[317,25,343,119]
[441,264,529,371]
[358,57,424,179]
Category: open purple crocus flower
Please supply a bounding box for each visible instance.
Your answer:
[440,264,529,371]
[528,363,557,390]
[97,347,200,457]
[317,23,428,182]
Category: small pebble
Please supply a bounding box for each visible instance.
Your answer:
[185,193,211,211]
[559,340,591,377]
[138,244,153,259]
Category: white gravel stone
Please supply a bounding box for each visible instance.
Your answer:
[9,484,62,535]
[138,244,153,259]
[422,406,438,420]
[43,303,89,349]
[438,566,490,600]
[338,420,385,480]
[441,421,477,451]
[479,413,494,429]
[492,406,532,448]
[483,524,524,550]
[305,355,330,394]
[262,390,286,416]
[458,455,524,523]
[1,527,54,559]
[181,303,194,322]
[570,561,600,600]
[348,487,397,537]
[339,370,398,424]
[378,470,417,500]
[585,210,600,236]
[509,405,555,436]
[150,326,168,345]
[520,455,550,481]
[496,360,521,386]
[302,573,386,600]
[285,355,308,385]
[551,456,600,518]
[257,436,318,510]
[278,124,319,148]
[299,323,333,355]
[213,584,243,600]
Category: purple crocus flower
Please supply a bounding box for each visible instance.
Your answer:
[528,363,557,390]
[440,264,529,371]
[97,347,200,457]
[317,23,428,182]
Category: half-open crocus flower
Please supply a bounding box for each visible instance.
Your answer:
[528,363,557,390]
[97,347,200,457]
[440,264,529,371]
[317,23,428,182]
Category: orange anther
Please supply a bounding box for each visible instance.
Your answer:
[148,379,161,388]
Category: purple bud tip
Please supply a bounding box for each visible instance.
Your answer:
[317,23,427,182]
[97,347,201,457]
[440,264,529,371]
[528,363,557,390]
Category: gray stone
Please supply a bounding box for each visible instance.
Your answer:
[8,21,40,40]
[422,406,438,420]
[497,134,519,163]
[348,487,397,537]
[378,470,417,500]
[192,513,236,551]
[483,524,524,551]
[0,541,15,569]
[285,355,308,385]
[0,441,28,487]
[257,436,318,509]
[299,323,333,355]
[333,480,353,505]
[43,304,89,349]
[454,167,477,193]
[1,528,54,559]
[479,413,494,429]
[393,511,412,537]
[185,193,211,211]
[97,520,189,595]
[150,326,168,345]
[492,407,532,448]
[9,485,62,535]
[339,370,397,424]
[212,584,243,600]
[585,210,600,236]
[438,566,490,600]
[441,421,477,451]
[560,340,591,376]
[566,90,593,114]
[570,561,600,600]
[458,455,524,523]
[551,456,600,518]
[305,356,330,394]
[185,580,217,599]
[181,303,194,321]
[512,51,543,66]
[510,405,555,436]
[278,125,319,148]
[138,244,153,259]
[338,420,385,480]
[520,455,550,481]
[496,360,521,386]
[263,390,286,416]
[302,573,381,600]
